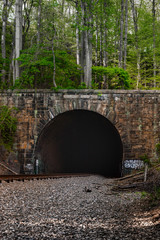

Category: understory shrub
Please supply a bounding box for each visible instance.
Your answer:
[92,66,131,89]
[15,45,81,89]
[0,106,18,150]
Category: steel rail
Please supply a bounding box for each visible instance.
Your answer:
[0,173,92,183]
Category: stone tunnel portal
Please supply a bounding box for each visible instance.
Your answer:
[35,110,123,177]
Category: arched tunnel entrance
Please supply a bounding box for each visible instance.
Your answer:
[35,110,123,177]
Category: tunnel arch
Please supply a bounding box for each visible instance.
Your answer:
[35,109,123,177]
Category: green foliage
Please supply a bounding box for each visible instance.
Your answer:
[140,154,151,166]
[91,81,99,90]
[92,66,131,89]
[78,82,87,89]
[156,143,160,155]
[140,191,148,198]
[149,186,160,206]
[55,50,81,88]
[0,106,18,150]
[1,0,160,90]
[155,143,160,163]
[16,46,81,89]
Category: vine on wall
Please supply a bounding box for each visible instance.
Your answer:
[0,106,18,151]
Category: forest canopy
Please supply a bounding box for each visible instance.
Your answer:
[0,0,160,90]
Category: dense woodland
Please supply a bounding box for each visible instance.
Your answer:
[0,0,160,89]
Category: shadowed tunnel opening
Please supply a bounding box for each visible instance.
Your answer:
[35,110,123,177]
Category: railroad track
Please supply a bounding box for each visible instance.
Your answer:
[0,173,92,183]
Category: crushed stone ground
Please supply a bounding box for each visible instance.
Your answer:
[0,175,160,240]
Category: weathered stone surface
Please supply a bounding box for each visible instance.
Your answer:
[0,146,19,174]
[0,89,160,172]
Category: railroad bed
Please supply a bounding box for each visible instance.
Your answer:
[0,173,92,183]
[0,175,159,240]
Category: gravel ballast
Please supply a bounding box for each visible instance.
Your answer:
[0,175,160,240]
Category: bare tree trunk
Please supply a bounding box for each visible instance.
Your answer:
[88,9,93,88]
[136,52,141,89]
[76,24,80,65]
[8,54,13,85]
[14,0,22,85]
[76,0,80,65]
[52,39,57,88]
[22,0,34,50]
[103,0,108,88]
[152,0,156,88]
[95,20,98,66]
[84,29,90,86]
[144,63,147,88]
[80,0,92,88]
[12,49,16,83]
[100,35,103,66]
[130,0,140,89]
[1,0,8,84]
[103,23,108,67]
[61,0,65,14]
[114,17,119,67]
[119,0,124,68]
[8,34,15,86]
[80,0,85,83]
[1,0,14,86]
[100,20,103,66]
[124,0,128,70]
[99,1,103,67]
[37,0,42,45]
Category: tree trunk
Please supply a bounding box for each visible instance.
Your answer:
[52,39,57,88]
[12,49,16,83]
[103,21,108,67]
[37,0,42,45]
[100,18,103,66]
[14,0,22,85]
[61,0,65,14]
[124,0,128,70]
[8,36,15,87]
[114,17,119,67]
[84,28,90,86]
[80,0,85,83]
[99,1,103,67]
[130,0,140,89]
[103,0,108,88]
[76,0,80,65]
[152,0,156,88]
[1,0,8,84]
[95,20,98,66]
[80,0,92,88]
[136,52,141,89]
[119,0,124,68]
[88,9,93,88]
[22,0,33,50]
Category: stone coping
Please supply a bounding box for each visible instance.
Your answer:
[1,89,160,94]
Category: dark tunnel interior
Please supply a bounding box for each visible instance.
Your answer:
[35,110,123,177]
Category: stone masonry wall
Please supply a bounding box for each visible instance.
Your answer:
[0,89,160,173]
